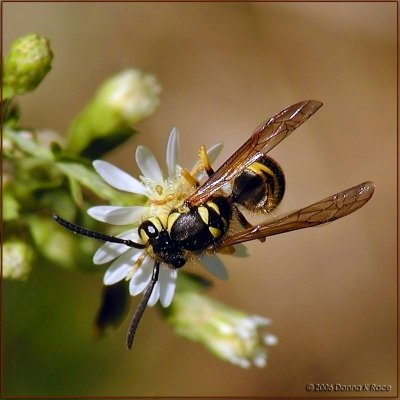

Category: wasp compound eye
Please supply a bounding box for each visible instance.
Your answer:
[139,220,160,242]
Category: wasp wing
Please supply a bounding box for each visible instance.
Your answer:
[186,100,323,207]
[219,181,375,247]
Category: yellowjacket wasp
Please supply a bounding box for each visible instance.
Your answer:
[54,100,375,348]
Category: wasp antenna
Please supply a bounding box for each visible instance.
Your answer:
[126,261,160,350]
[53,215,145,249]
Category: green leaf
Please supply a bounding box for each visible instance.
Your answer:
[2,100,20,128]
[55,161,142,206]
[81,128,136,159]
[67,176,84,207]
[175,272,213,293]
[28,214,99,271]
[5,129,52,159]
[28,216,77,269]
[3,191,20,221]
[39,189,77,221]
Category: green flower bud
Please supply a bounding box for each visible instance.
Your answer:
[165,291,278,368]
[3,33,53,99]
[67,69,161,156]
[3,240,34,280]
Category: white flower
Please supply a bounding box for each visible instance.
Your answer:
[89,128,243,308]
[102,69,161,125]
[3,240,34,281]
[167,291,277,368]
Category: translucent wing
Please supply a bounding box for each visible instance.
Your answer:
[186,100,323,207]
[219,181,375,247]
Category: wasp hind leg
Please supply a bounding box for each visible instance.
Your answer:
[234,206,266,243]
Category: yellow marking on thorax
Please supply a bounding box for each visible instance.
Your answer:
[198,206,209,225]
[209,226,221,238]
[157,212,169,230]
[167,212,181,232]
[206,201,220,215]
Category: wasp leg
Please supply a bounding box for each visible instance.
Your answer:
[199,145,215,177]
[126,261,160,350]
[181,168,200,188]
[190,145,215,178]
[234,206,266,243]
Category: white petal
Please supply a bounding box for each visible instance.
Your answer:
[104,206,148,225]
[147,281,160,307]
[250,315,271,326]
[252,352,267,368]
[166,127,180,178]
[200,254,229,280]
[263,334,278,346]
[135,145,163,182]
[93,160,149,196]
[93,229,140,265]
[87,206,120,222]
[159,267,178,307]
[103,248,142,285]
[206,142,223,164]
[129,256,154,296]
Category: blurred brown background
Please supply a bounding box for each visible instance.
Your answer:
[3,2,397,397]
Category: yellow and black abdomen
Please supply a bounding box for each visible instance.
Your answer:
[231,155,285,213]
[169,196,231,252]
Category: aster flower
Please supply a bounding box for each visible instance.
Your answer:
[88,128,241,308]
[3,239,34,281]
[165,291,278,368]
